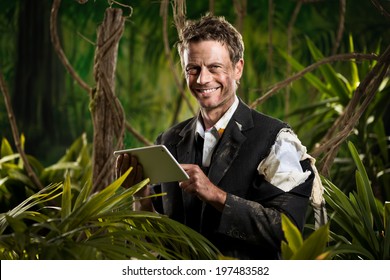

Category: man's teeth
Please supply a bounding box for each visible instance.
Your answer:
[199,88,218,93]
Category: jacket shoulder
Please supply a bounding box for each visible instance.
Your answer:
[155,117,195,144]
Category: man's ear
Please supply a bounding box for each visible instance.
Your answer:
[234,59,244,80]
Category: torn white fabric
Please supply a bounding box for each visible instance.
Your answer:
[257,128,326,212]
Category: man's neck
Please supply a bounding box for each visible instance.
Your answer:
[200,96,237,130]
[200,109,223,130]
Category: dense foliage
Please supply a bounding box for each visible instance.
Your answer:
[0,0,389,259]
[0,136,220,260]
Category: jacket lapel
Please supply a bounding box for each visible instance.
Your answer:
[207,101,253,187]
[175,101,254,190]
[176,117,197,164]
[175,118,200,226]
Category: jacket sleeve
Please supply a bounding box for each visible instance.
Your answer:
[217,158,314,250]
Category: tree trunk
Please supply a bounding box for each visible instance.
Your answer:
[91,8,126,192]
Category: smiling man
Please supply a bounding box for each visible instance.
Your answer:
[116,14,323,259]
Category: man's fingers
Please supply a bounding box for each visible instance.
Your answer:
[135,164,143,184]
[121,154,131,173]
[115,154,123,178]
[116,153,145,188]
[115,155,122,179]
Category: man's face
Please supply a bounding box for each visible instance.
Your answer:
[183,40,243,113]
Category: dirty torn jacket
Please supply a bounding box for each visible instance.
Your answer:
[153,100,314,260]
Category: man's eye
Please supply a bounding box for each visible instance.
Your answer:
[209,65,221,72]
[186,68,199,75]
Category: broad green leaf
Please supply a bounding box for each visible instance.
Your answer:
[281,213,303,253]
[292,223,330,260]
[281,241,294,260]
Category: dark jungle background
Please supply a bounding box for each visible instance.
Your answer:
[0,0,389,260]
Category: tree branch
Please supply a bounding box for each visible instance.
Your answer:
[50,0,91,93]
[0,70,44,190]
[160,0,196,116]
[312,45,390,175]
[371,0,390,21]
[249,52,378,108]
[125,121,153,146]
[332,0,346,55]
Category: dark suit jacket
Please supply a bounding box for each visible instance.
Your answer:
[154,100,314,259]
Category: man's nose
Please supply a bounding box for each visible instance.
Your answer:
[196,67,212,84]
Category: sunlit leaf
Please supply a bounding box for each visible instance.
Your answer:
[292,223,330,260]
[281,213,303,253]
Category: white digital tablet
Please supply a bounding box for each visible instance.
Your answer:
[113,145,189,184]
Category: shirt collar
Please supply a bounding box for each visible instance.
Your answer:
[195,95,239,139]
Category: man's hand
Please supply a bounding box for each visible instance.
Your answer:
[179,164,227,212]
[115,153,148,195]
[115,153,143,187]
[115,153,154,211]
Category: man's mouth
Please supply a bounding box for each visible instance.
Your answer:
[196,87,220,94]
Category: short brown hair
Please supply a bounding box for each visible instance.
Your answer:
[177,14,244,67]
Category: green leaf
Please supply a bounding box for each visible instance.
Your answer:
[281,240,294,260]
[278,48,332,96]
[17,134,26,169]
[306,37,351,105]
[348,141,383,229]
[355,171,372,224]
[61,172,72,220]
[5,214,28,233]
[44,162,81,172]
[281,213,303,253]
[292,223,330,260]
[348,34,360,89]
[1,138,14,158]
[59,168,134,230]
[8,169,34,188]
[0,183,63,234]
[323,177,360,224]
[330,243,376,260]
